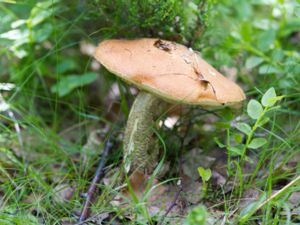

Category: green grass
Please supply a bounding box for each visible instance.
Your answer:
[0,0,300,224]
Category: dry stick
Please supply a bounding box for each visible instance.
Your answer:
[240,174,300,221]
[79,139,113,223]
[158,119,190,224]
[255,175,300,211]
[158,187,183,225]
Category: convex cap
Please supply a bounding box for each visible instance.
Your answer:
[94,38,245,107]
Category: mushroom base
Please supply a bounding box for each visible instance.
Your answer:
[123,92,166,175]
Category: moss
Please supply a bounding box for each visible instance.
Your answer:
[87,0,212,45]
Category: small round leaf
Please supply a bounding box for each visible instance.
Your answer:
[236,122,252,136]
[261,87,276,107]
[248,138,267,149]
[247,100,263,120]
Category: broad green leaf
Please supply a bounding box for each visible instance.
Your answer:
[248,138,267,149]
[257,29,275,52]
[29,0,59,26]
[261,87,276,107]
[271,49,284,63]
[51,72,98,97]
[11,19,26,29]
[258,64,280,74]
[198,167,212,182]
[55,59,78,74]
[229,145,244,156]
[32,23,53,43]
[280,18,300,37]
[245,56,264,69]
[247,100,263,120]
[236,122,252,136]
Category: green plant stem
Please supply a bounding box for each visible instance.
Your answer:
[239,106,270,193]
[240,106,269,164]
[226,128,232,176]
[202,181,207,198]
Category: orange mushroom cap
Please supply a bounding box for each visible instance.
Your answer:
[94,38,245,107]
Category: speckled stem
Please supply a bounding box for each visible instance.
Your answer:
[123,92,166,175]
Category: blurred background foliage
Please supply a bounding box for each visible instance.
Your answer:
[1,0,299,114]
[0,0,300,224]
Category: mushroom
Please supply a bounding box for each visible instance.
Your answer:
[94,38,245,177]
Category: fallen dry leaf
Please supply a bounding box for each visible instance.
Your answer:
[288,191,300,207]
[239,188,261,209]
[182,148,216,179]
[108,170,189,223]
[53,184,75,203]
[211,170,226,187]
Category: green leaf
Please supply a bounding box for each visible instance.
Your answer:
[245,56,264,69]
[258,64,280,74]
[247,100,263,120]
[248,138,267,149]
[11,19,27,29]
[220,108,234,121]
[185,205,207,225]
[214,137,226,148]
[32,23,53,43]
[215,121,231,129]
[29,0,59,27]
[51,72,98,97]
[0,29,28,41]
[198,167,212,182]
[240,22,252,42]
[55,59,78,74]
[229,145,244,156]
[271,49,284,63]
[233,133,243,144]
[236,122,252,136]
[261,87,276,107]
[257,29,275,52]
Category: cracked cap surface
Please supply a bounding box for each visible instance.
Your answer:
[94,38,245,107]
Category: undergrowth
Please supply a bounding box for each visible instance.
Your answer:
[0,0,299,224]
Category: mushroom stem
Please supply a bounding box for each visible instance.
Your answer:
[123,91,167,175]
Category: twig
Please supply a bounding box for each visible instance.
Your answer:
[239,175,300,222]
[255,175,300,211]
[78,139,113,223]
[158,187,182,225]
